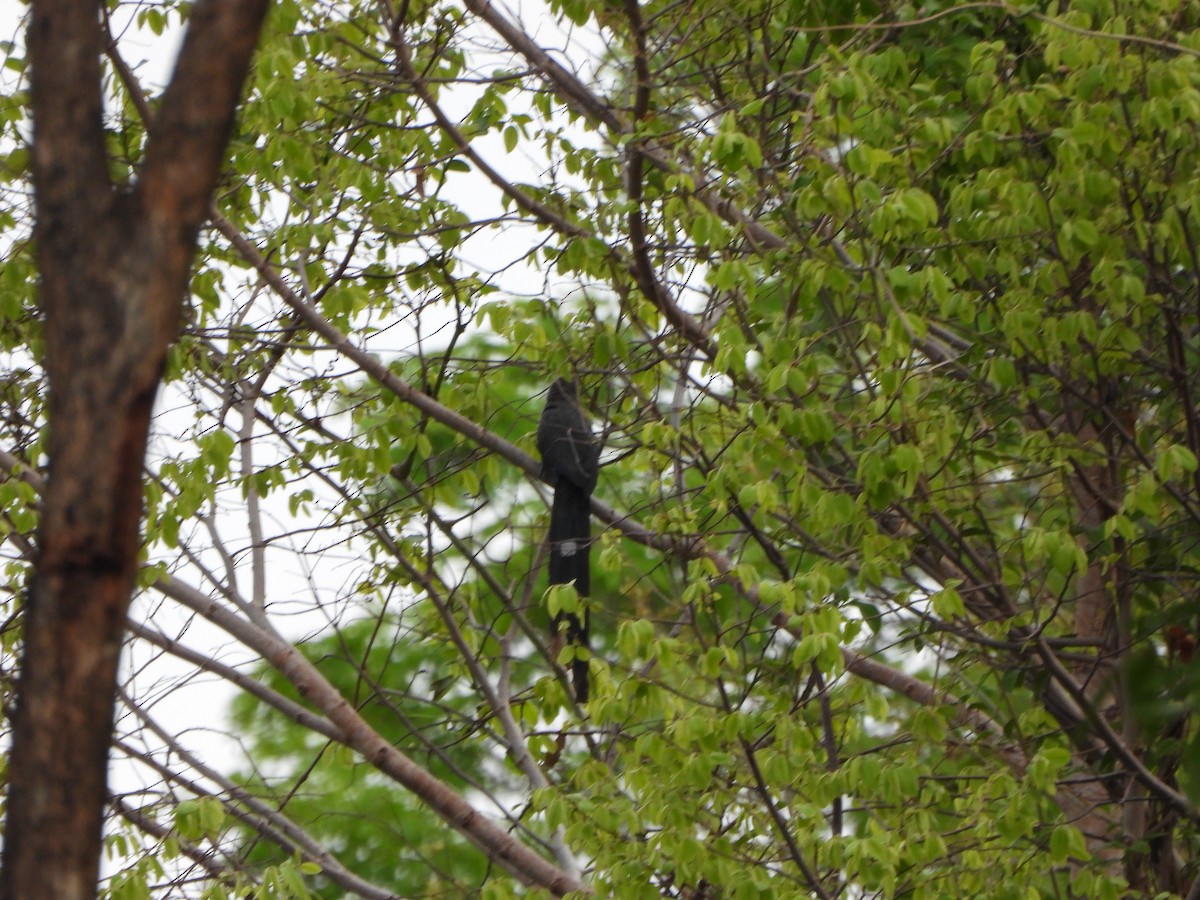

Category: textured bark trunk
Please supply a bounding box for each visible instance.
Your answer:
[0,2,269,895]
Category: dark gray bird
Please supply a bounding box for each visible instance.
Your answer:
[537,378,599,702]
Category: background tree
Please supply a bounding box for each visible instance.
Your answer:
[1,0,1200,897]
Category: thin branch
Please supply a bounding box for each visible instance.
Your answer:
[238,394,268,624]
[126,619,345,743]
[111,795,243,887]
[113,721,400,900]
[151,572,588,896]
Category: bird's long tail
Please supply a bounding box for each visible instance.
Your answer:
[549,479,590,702]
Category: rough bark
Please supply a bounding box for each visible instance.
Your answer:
[0,2,270,897]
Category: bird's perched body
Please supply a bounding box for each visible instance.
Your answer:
[537,378,599,702]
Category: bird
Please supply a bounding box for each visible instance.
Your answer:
[536,378,599,702]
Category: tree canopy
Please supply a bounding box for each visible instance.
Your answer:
[3,0,1200,896]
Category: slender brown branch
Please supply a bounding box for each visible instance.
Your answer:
[151,572,587,896]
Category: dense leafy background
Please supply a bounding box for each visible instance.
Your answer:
[2,0,1200,896]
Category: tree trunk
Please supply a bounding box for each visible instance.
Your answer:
[0,2,269,896]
